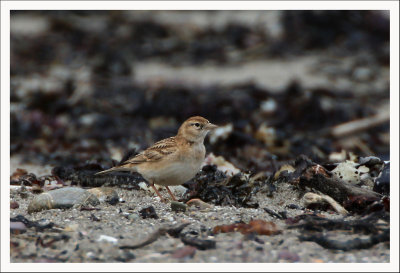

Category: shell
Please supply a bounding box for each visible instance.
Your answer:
[28,187,99,213]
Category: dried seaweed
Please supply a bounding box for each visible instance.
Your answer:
[139,206,158,219]
[182,165,259,208]
[36,234,70,248]
[52,164,146,189]
[10,215,59,232]
[180,235,216,250]
[299,230,389,251]
[288,212,389,251]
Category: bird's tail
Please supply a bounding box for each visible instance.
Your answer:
[95,165,129,175]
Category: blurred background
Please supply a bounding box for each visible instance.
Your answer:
[10,10,390,174]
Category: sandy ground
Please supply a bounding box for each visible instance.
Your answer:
[10,159,389,263]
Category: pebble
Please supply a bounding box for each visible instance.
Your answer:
[139,206,158,219]
[128,213,140,221]
[373,162,390,195]
[97,235,118,244]
[171,246,196,259]
[10,221,27,234]
[10,201,19,209]
[278,250,300,262]
[171,201,187,212]
[353,67,372,81]
[27,187,100,213]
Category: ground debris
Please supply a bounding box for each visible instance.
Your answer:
[119,223,190,250]
[10,201,20,209]
[299,230,389,251]
[183,165,259,208]
[52,164,146,190]
[263,207,287,219]
[10,168,28,182]
[10,222,27,234]
[373,162,389,195]
[27,187,100,213]
[139,206,158,219]
[287,212,388,233]
[171,245,197,259]
[87,187,119,205]
[288,212,389,251]
[36,234,70,248]
[302,192,348,216]
[213,220,281,236]
[186,198,213,210]
[343,195,389,215]
[170,201,187,212]
[10,171,40,187]
[180,235,216,250]
[11,215,60,232]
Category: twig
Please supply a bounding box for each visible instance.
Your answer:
[300,172,381,204]
[119,223,189,250]
[330,106,389,138]
[264,207,286,219]
[303,192,349,216]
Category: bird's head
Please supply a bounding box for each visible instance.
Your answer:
[178,116,218,143]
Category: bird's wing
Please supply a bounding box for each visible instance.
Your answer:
[123,137,178,165]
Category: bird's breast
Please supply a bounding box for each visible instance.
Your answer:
[146,143,205,186]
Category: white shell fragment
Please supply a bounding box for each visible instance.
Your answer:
[202,153,241,176]
[97,235,118,244]
[260,98,277,114]
[332,160,369,185]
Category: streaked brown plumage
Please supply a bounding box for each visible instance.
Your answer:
[96,116,217,201]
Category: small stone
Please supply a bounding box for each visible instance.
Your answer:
[278,250,300,262]
[358,156,382,167]
[10,201,19,209]
[63,224,79,232]
[171,201,187,212]
[171,246,196,259]
[286,204,300,210]
[374,162,390,195]
[353,67,372,81]
[139,206,158,219]
[27,187,99,213]
[10,221,26,234]
[97,234,118,244]
[127,213,140,221]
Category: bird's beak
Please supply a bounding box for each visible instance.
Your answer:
[206,123,218,130]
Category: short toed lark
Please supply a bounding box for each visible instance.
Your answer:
[96,116,218,201]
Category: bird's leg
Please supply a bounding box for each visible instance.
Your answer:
[165,186,177,201]
[150,183,165,202]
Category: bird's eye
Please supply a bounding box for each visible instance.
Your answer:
[194,123,200,127]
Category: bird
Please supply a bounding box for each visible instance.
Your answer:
[96,116,218,202]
